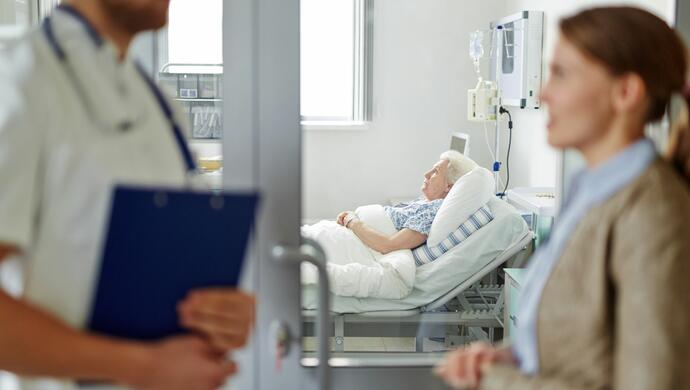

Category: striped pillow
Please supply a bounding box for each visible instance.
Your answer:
[413,204,494,266]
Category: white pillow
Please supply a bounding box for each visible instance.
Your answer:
[427,167,494,247]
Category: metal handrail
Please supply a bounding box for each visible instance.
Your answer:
[272,238,331,390]
[159,62,224,74]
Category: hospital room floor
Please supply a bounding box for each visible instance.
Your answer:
[302,337,448,353]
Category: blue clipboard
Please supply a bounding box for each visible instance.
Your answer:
[87,185,259,341]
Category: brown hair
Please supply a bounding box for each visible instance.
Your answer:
[560,6,690,182]
[667,100,690,180]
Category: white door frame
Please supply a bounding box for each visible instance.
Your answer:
[223,1,450,388]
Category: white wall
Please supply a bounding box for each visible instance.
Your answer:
[302,0,677,220]
[303,0,505,220]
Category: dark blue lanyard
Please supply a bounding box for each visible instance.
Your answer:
[42,6,197,174]
[134,64,197,174]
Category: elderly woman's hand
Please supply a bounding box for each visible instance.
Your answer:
[338,211,359,228]
[177,288,256,353]
[434,342,515,389]
[337,211,354,226]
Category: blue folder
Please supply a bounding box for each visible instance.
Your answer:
[87,185,259,341]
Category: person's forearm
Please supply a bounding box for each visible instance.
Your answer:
[349,221,394,254]
[0,290,152,385]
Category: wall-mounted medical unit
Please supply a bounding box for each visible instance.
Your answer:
[490,11,544,109]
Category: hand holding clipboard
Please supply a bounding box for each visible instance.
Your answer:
[88,186,259,342]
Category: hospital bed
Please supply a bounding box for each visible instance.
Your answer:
[302,198,532,352]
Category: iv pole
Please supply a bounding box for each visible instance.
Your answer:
[492,26,503,196]
[468,25,509,196]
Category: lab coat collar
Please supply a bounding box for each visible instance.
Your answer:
[49,9,149,134]
[55,4,141,64]
[56,4,104,47]
[52,5,120,64]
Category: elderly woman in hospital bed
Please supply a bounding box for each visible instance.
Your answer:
[301,151,495,300]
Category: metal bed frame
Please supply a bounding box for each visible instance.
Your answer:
[303,232,534,352]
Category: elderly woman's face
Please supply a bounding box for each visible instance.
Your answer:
[422,159,451,201]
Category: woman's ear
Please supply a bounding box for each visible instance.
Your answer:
[612,73,647,116]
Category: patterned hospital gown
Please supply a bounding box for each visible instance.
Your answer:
[384,197,443,235]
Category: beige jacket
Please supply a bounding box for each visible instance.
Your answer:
[482,159,690,390]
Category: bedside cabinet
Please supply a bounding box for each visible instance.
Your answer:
[504,268,525,340]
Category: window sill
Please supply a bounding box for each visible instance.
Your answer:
[301,121,370,132]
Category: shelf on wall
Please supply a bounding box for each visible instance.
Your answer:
[175,98,222,102]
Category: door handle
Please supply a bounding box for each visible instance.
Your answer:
[272,237,330,390]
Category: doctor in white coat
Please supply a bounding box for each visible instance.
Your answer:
[0,1,254,389]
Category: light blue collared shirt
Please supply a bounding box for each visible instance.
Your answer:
[512,139,657,375]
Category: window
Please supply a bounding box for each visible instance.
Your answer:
[300,0,372,126]
[167,0,222,66]
[157,0,223,141]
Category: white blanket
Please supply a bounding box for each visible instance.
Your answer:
[301,205,415,299]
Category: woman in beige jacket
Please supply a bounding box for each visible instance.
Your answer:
[436,7,690,390]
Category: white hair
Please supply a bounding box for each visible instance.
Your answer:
[440,150,478,184]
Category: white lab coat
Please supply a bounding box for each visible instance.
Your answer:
[0,10,193,390]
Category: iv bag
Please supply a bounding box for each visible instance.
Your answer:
[469,30,484,63]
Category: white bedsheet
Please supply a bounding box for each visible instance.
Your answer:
[302,198,529,313]
[301,204,416,299]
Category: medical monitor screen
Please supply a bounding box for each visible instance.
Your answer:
[450,133,469,156]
